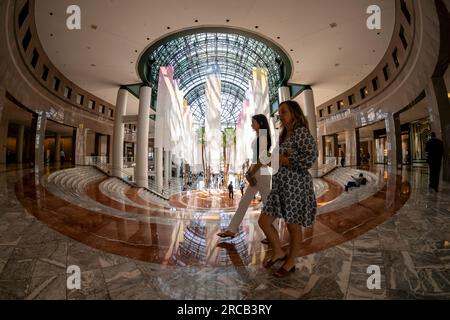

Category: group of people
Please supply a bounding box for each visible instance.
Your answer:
[217,101,318,278]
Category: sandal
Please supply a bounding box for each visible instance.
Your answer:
[263,255,287,268]
[217,230,236,238]
[273,265,296,278]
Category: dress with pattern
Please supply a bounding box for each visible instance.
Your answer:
[263,126,318,226]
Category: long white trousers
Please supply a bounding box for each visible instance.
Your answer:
[227,168,271,233]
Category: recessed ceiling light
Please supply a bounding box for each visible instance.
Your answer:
[296,61,299,63]
[91,64,96,67]
[135,50,138,53]
[167,26,171,30]
[87,46,91,50]
[377,32,381,35]
[290,49,294,52]
[49,12,53,16]
[131,61,134,64]
[334,63,340,67]
[330,22,337,28]
[194,19,198,23]
[147,37,150,41]
[255,26,259,29]
[338,47,342,50]
[91,24,98,30]
[50,33,54,37]
[226,19,230,22]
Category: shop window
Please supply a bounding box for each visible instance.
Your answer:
[18,1,30,28]
[52,77,60,92]
[31,49,39,68]
[383,64,390,81]
[348,94,355,106]
[64,87,72,99]
[41,65,49,81]
[400,0,411,25]
[399,26,408,49]
[360,87,368,99]
[22,28,32,51]
[76,94,84,105]
[372,77,379,91]
[392,48,400,68]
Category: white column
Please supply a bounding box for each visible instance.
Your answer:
[164,149,170,185]
[35,113,47,170]
[385,113,401,168]
[345,129,357,166]
[155,147,163,190]
[300,88,318,172]
[278,86,290,103]
[75,125,87,166]
[17,124,25,163]
[135,86,151,188]
[112,88,128,177]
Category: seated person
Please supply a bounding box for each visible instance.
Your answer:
[345,173,367,191]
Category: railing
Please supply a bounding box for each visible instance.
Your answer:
[77,156,169,201]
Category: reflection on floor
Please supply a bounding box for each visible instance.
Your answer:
[0,164,449,299]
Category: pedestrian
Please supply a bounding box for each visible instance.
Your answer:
[425,132,444,192]
[228,181,234,199]
[258,100,318,278]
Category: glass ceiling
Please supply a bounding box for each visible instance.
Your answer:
[144,32,287,127]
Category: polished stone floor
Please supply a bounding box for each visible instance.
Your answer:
[0,164,449,299]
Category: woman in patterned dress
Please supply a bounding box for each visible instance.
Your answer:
[258,100,318,278]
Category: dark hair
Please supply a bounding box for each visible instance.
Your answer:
[278,100,309,144]
[252,114,272,158]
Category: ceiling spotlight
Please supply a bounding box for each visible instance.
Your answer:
[330,22,337,28]
[226,19,230,22]
[49,12,53,16]
[255,26,259,29]
[194,19,198,23]
[290,49,294,52]
[276,36,280,39]
[167,26,171,30]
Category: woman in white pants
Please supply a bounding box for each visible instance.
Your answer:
[217,114,272,241]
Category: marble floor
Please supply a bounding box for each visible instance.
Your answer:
[0,164,449,299]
